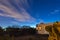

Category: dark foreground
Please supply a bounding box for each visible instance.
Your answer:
[0,34,49,40]
[14,34,49,40]
[0,27,49,40]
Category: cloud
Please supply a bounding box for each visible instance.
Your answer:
[11,21,20,24]
[48,10,60,16]
[0,0,35,22]
[50,10,60,14]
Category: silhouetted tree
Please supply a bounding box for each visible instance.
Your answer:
[0,26,4,40]
[22,25,31,28]
[6,25,20,40]
[21,25,36,35]
[0,26,4,34]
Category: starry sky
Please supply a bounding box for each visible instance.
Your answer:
[0,0,60,28]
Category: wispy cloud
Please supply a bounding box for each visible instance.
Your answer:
[50,10,60,14]
[11,21,20,24]
[0,0,35,22]
[48,10,60,16]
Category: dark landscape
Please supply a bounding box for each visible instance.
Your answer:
[0,26,49,40]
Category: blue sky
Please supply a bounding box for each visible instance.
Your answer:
[0,0,60,28]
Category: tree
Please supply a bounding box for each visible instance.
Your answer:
[6,25,20,40]
[0,26,4,34]
[6,27,13,40]
[22,25,31,28]
[19,25,36,35]
[0,26,4,40]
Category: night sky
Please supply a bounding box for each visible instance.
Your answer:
[0,0,60,28]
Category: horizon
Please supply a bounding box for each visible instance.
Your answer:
[0,0,60,28]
